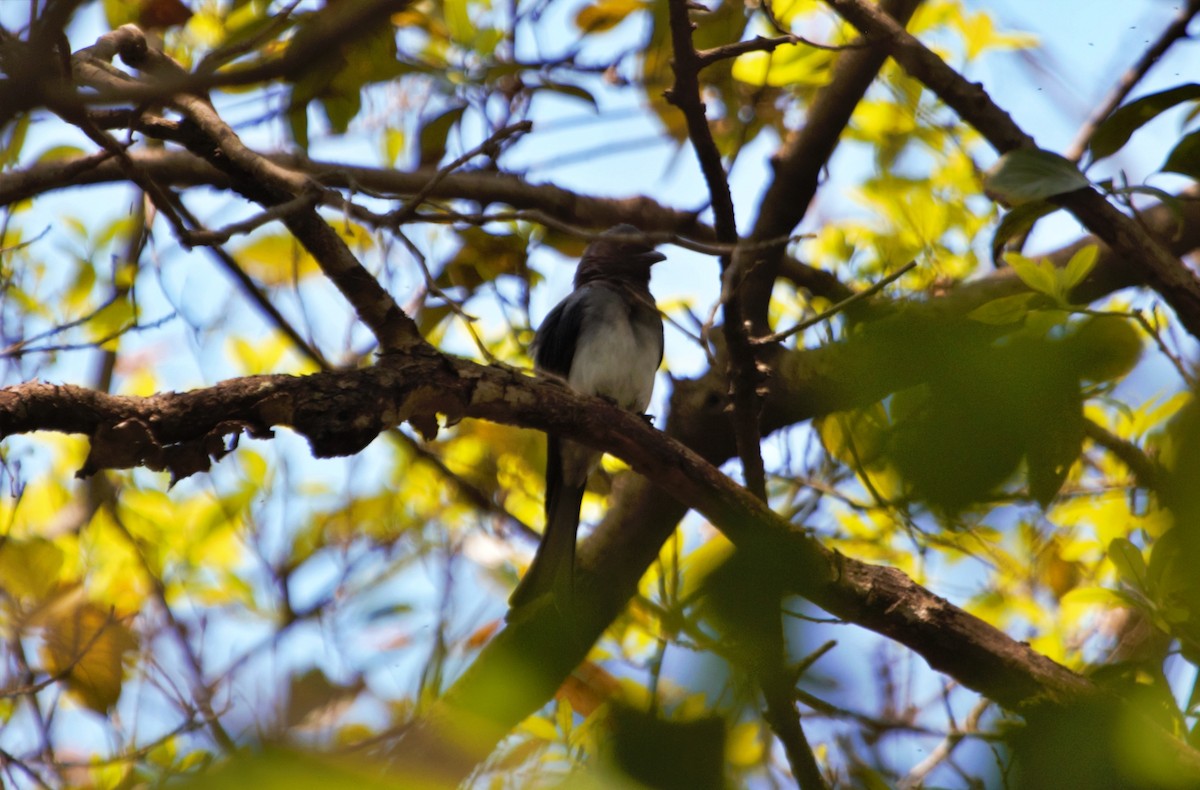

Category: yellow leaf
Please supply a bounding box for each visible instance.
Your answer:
[520,714,559,742]
[575,0,643,33]
[1005,253,1059,298]
[228,334,287,375]
[676,532,733,600]
[186,9,225,46]
[732,45,832,89]
[727,721,766,768]
[768,0,819,25]
[86,297,135,350]
[235,232,320,286]
[382,128,405,167]
[35,593,138,712]
[960,10,1037,60]
[0,538,63,600]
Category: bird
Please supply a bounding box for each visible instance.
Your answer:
[508,225,666,611]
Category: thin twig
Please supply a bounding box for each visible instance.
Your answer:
[1,311,176,358]
[166,196,333,369]
[385,121,532,227]
[194,0,304,75]
[754,260,916,344]
[181,192,321,247]
[394,230,494,362]
[0,609,124,699]
[1066,0,1200,162]
[85,24,421,351]
[897,698,990,789]
[105,503,237,752]
[696,35,811,68]
[0,293,118,356]
[760,0,869,53]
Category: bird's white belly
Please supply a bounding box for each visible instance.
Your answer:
[568,315,658,413]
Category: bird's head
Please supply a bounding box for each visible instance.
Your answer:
[574,224,666,288]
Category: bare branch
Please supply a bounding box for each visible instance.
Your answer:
[665,0,767,501]
[0,148,711,243]
[385,121,532,227]
[754,260,917,344]
[180,193,321,247]
[1065,0,1200,162]
[696,34,819,68]
[79,24,421,352]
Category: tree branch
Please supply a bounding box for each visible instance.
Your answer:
[739,0,924,331]
[665,0,767,502]
[823,0,1200,341]
[77,25,421,352]
[6,313,1199,782]
[1065,0,1200,162]
[0,148,711,242]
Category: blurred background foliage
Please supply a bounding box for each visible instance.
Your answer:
[2,0,1200,787]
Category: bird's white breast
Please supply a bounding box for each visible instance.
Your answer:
[567,287,661,413]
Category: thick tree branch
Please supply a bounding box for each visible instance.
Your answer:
[664,4,819,769]
[3,174,1193,780]
[740,0,924,331]
[823,0,1200,340]
[5,306,1199,782]
[0,148,710,241]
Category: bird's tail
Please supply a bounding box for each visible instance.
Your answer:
[509,440,586,611]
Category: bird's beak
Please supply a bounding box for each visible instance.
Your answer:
[638,250,667,265]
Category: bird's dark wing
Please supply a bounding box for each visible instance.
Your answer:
[532,288,589,377]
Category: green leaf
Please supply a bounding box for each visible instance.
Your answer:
[1162,128,1200,181]
[991,200,1059,263]
[286,93,310,151]
[534,81,599,111]
[319,90,361,135]
[1108,537,1148,591]
[1090,83,1200,162]
[417,105,466,168]
[1025,390,1083,508]
[443,0,475,44]
[1068,316,1142,383]
[1061,244,1098,293]
[0,114,30,168]
[177,747,403,790]
[984,148,1090,207]
[967,292,1036,325]
[1006,253,1058,298]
